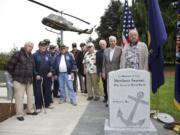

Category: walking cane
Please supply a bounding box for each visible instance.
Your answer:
[51,78,54,99]
[40,78,46,114]
[8,90,14,118]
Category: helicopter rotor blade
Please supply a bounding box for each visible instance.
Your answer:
[27,0,90,25]
[28,0,58,12]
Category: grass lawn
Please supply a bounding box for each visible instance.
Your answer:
[150,66,180,121]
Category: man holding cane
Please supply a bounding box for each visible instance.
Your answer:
[33,41,54,113]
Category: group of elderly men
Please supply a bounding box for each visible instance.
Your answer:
[7,29,148,121]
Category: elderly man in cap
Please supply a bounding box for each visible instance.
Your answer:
[33,41,54,112]
[83,42,100,101]
[49,45,59,98]
[7,41,38,121]
[53,44,77,106]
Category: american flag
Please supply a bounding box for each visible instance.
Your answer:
[122,0,136,46]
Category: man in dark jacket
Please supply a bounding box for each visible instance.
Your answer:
[70,43,80,92]
[7,41,37,121]
[96,40,107,102]
[33,41,54,112]
[76,43,87,93]
[49,45,59,98]
[53,45,77,105]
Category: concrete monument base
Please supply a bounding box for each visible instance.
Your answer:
[104,119,158,135]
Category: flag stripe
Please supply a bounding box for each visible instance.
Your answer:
[122,0,135,46]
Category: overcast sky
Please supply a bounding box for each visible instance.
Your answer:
[0,0,131,52]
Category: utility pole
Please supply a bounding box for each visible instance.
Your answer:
[60,12,63,45]
[60,30,63,45]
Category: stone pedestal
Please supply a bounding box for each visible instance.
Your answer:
[104,119,157,135]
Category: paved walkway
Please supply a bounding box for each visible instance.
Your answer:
[0,92,89,135]
[0,87,177,135]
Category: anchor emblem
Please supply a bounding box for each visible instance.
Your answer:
[117,91,149,126]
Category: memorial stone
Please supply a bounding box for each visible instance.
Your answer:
[104,68,157,135]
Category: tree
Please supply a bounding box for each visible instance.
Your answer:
[0,47,18,70]
[132,0,148,42]
[96,0,123,46]
[159,0,177,63]
[96,0,177,63]
[132,0,177,63]
[86,37,94,43]
[0,53,9,70]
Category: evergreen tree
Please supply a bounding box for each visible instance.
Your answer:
[132,0,177,63]
[96,0,123,46]
[96,0,177,63]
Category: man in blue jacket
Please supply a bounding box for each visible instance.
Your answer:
[53,45,77,106]
[33,41,54,112]
[49,45,59,98]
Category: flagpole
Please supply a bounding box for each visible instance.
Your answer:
[147,0,176,124]
[145,0,159,119]
[153,90,159,119]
